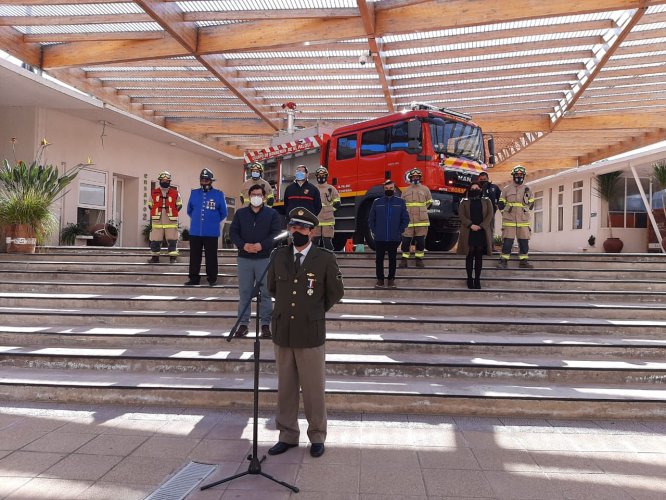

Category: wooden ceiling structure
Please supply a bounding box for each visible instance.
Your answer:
[1,0,666,174]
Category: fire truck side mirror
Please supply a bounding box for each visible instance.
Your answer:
[406,120,422,154]
[487,136,496,165]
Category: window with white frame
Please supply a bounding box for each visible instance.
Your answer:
[77,169,107,230]
[572,180,583,230]
[534,190,543,233]
[557,185,564,231]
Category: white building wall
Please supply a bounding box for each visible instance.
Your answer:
[0,105,242,247]
[525,145,666,253]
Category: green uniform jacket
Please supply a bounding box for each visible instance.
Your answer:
[268,244,345,348]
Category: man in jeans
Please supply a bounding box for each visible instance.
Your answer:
[368,180,410,289]
[229,184,282,338]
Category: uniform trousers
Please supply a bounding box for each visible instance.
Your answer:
[273,343,327,444]
[188,235,219,282]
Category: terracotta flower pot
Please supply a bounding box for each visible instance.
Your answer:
[602,237,624,253]
[5,224,37,253]
[90,223,118,247]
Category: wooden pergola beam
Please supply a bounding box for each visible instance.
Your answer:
[0,26,40,67]
[165,118,276,136]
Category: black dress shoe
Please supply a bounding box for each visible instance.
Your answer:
[234,325,249,337]
[207,279,217,286]
[310,443,325,457]
[184,279,200,286]
[267,441,298,455]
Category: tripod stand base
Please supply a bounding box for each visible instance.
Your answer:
[200,454,299,493]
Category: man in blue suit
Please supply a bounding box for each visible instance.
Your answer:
[185,168,228,286]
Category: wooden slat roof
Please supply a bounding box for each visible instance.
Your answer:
[1,0,666,172]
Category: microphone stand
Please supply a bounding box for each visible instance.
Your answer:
[201,231,298,493]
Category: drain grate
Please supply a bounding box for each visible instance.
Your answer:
[145,461,217,500]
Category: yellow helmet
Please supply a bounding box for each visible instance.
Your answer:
[249,162,264,173]
[511,165,527,176]
[158,171,172,181]
[409,168,423,179]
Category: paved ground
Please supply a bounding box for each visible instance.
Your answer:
[0,402,665,499]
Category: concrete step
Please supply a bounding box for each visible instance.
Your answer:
[30,246,666,264]
[1,292,665,320]
[3,269,666,291]
[1,325,664,357]
[2,280,666,303]
[4,259,666,280]
[2,343,666,385]
[0,366,664,418]
[1,306,665,334]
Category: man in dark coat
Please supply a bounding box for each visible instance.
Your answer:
[266,207,345,459]
[229,184,282,338]
[368,180,410,289]
[283,165,322,217]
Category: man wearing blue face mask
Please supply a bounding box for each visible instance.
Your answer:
[283,165,322,219]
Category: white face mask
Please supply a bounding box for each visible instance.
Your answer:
[250,196,263,207]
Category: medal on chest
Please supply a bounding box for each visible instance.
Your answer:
[306,273,315,295]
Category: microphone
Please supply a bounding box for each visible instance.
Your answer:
[274,230,290,241]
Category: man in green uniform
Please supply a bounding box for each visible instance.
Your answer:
[266,207,345,459]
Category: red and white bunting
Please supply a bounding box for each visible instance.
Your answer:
[244,135,324,164]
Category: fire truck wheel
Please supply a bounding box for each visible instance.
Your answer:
[425,231,457,251]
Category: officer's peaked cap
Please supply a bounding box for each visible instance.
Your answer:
[288,207,319,229]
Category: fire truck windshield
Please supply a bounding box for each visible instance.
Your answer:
[428,118,484,163]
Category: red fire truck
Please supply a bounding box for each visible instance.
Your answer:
[243,103,494,251]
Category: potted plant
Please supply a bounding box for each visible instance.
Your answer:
[493,233,503,250]
[653,160,666,251]
[594,171,624,253]
[142,222,152,245]
[0,139,84,253]
[60,222,89,245]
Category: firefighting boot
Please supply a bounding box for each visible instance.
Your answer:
[148,255,160,264]
[399,259,408,269]
[519,259,534,269]
[415,258,425,268]
[496,258,508,269]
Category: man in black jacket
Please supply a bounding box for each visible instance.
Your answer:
[283,165,322,217]
[229,184,282,338]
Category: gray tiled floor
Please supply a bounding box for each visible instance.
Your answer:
[0,402,665,499]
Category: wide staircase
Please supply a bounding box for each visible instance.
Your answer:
[0,247,664,419]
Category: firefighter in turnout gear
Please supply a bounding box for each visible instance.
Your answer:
[148,171,182,263]
[312,167,340,250]
[240,162,274,207]
[400,168,433,268]
[497,165,534,269]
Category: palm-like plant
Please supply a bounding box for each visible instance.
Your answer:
[594,171,622,238]
[0,140,85,245]
[653,160,666,218]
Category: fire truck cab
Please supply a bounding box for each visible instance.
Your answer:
[243,104,494,251]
